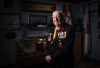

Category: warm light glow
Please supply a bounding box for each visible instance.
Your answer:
[39,38,43,41]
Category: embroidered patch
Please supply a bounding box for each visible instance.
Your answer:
[58,31,67,39]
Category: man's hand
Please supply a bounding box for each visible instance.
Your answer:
[45,55,52,63]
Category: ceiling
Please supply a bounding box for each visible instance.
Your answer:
[54,0,92,3]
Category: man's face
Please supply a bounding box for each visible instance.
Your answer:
[52,12,61,26]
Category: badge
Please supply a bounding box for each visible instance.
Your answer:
[48,36,51,41]
[58,31,67,39]
[58,40,62,48]
[48,33,52,41]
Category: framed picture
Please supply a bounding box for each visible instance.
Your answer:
[29,15,47,26]
[75,32,81,39]
[97,33,100,40]
[0,13,20,29]
[21,1,56,12]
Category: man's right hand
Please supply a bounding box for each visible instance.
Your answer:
[45,55,52,63]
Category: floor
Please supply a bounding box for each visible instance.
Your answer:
[2,58,100,68]
[18,58,100,68]
[26,58,100,68]
[74,59,100,68]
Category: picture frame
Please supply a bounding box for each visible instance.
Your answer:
[29,15,47,26]
[97,33,100,40]
[21,1,56,12]
[0,13,20,29]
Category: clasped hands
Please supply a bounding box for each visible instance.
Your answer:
[45,55,52,63]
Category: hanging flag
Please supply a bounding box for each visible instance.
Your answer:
[83,5,91,56]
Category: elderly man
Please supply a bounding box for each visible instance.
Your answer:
[45,11,75,68]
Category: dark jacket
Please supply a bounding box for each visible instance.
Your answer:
[45,23,75,64]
